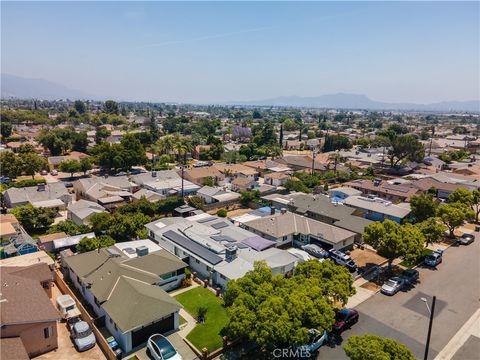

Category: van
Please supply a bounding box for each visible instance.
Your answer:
[56,294,80,319]
[328,249,358,273]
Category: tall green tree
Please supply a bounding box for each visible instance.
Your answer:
[19,152,47,178]
[76,235,115,253]
[79,157,93,175]
[363,220,424,271]
[410,194,437,223]
[387,134,424,167]
[344,335,415,360]
[472,189,480,223]
[74,100,86,114]
[103,100,119,114]
[437,203,474,238]
[0,152,23,178]
[59,159,81,178]
[448,188,473,205]
[11,205,57,232]
[95,126,111,144]
[322,134,352,152]
[416,218,446,248]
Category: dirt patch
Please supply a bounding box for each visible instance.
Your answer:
[361,281,381,292]
[225,207,254,218]
[350,248,387,268]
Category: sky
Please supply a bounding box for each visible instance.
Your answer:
[1,1,479,104]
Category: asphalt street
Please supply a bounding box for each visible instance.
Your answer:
[318,234,480,360]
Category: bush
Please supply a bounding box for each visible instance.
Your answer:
[188,196,205,210]
[197,306,208,323]
[10,178,47,188]
[217,208,227,217]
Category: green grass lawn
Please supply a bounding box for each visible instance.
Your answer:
[175,287,229,352]
[400,248,433,268]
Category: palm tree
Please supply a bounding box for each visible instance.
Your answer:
[174,138,193,198]
[328,151,343,176]
[152,135,175,169]
[269,145,283,160]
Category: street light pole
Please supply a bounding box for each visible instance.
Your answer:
[423,296,436,360]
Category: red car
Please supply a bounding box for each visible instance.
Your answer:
[332,309,359,333]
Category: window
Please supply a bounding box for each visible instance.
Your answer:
[44,326,53,339]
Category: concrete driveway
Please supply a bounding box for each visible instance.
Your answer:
[318,233,480,360]
[133,333,197,360]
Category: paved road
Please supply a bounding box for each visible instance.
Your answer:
[318,234,480,360]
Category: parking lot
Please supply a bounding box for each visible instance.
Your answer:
[318,233,480,359]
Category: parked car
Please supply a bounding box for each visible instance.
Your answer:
[51,169,58,176]
[328,249,357,272]
[115,171,127,177]
[41,170,48,175]
[147,334,182,360]
[301,244,329,259]
[361,265,384,281]
[70,320,96,352]
[0,176,11,184]
[424,249,443,267]
[332,309,359,333]
[457,233,475,245]
[64,182,74,188]
[295,328,328,354]
[399,269,419,285]
[381,277,406,296]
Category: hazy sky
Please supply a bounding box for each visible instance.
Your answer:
[2,1,479,104]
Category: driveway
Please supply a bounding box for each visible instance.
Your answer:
[318,233,480,360]
[132,333,197,360]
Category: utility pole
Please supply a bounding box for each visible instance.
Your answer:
[423,296,436,360]
[311,150,316,175]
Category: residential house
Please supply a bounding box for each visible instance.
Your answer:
[47,151,89,171]
[0,250,55,269]
[214,163,259,181]
[130,170,200,196]
[73,176,134,209]
[1,338,30,360]
[276,155,328,172]
[0,264,60,358]
[343,179,420,202]
[192,145,212,159]
[52,232,96,253]
[67,199,106,226]
[343,196,411,223]
[264,172,290,187]
[64,242,186,353]
[196,186,240,204]
[231,177,257,192]
[0,214,20,244]
[412,177,474,199]
[242,160,290,177]
[262,192,372,242]
[183,167,225,187]
[241,211,356,250]
[38,232,67,252]
[146,215,298,290]
[1,229,38,259]
[328,187,362,202]
[132,188,167,202]
[3,183,71,209]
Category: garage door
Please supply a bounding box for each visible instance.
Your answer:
[131,314,174,348]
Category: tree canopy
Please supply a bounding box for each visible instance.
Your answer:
[11,205,57,232]
[224,260,355,349]
[344,335,415,360]
[437,203,474,238]
[77,235,115,253]
[410,194,437,223]
[387,134,424,168]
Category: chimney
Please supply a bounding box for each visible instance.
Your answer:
[270,206,275,215]
[225,245,237,262]
[136,246,149,257]
[37,183,46,192]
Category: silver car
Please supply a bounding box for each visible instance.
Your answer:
[147,334,182,360]
[381,277,405,296]
[70,320,96,352]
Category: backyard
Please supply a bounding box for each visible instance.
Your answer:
[174,287,229,352]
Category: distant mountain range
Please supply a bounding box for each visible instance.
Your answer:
[1,74,93,100]
[229,94,480,112]
[2,73,478,112]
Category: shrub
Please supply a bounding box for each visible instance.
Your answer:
[217,208,227,217]
[197,306,208,323]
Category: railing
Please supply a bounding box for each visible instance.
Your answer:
[53,270,118,360]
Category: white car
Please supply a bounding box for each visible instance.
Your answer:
[147,334,182,360]
[381,277,405,296]
[70,320,96,352]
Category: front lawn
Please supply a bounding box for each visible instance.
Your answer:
[175,287,229,352]
[400,248,433,268]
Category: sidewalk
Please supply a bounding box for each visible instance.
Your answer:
[434,308,480,360]
[346,277,376,308]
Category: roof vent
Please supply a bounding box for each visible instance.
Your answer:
[225,245,237,262]
[37,183,46,192]
[136,246,149,257]
[152,171,157,177]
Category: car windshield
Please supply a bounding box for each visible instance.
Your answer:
[426,254,436,260]
[153,337,177,359]
[77,328,92,338]
[385,280,397,287]
[336,311,348,321]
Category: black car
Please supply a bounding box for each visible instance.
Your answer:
[332,309,359,333]
[399,269,419,285]
[457,233,475,245]
[64,182,74,188]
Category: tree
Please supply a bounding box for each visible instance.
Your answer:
[74,100,86,114]
[344,335,415,360]
[103,100,119,115]
[76,235,115,253]
[322,134,352,152]
[79,157,92,175]
[48,219,90,236]
[327,152,343,175]
[174,137,193,197]
[224,261,354,349]
[363,220,424,271]
[187,196,205,210]
[416,218,446,248]
[437,203,474,238]
[282,118,298,131]
[448,188,473,206]
[89,212,112,234]
[19,152,47,178]
[0,121,12,138]
[120,133,148,169]
[0,151,23,178]
[410,194,437,223]
[71,131,88,153]
[240,190,260,206]
[59,159,81,178]
[284,178,310,193]
[472,189,480,223]
[202,176,215,187]
[95,126,111,144]
[217,208,227,217]
[11,205,57,232]
[387,134,424,167]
